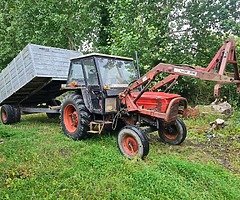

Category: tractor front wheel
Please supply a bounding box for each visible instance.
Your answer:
[60,94,91,140]
[158,118,187,145]
[117,125,149,159]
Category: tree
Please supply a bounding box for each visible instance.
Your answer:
[0,0,239,104]
[0,0,101,69]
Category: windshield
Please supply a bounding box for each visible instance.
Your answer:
[96,57,137,87]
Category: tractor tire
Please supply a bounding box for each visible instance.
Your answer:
[60,93,91,140]
[0,105,16,124]
[46,99,61,119]
[158,118,187,145]
[117,125,149,159]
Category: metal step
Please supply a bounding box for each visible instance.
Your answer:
[88,120,113,134]
[87,130,100,134]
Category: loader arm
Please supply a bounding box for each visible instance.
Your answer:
[122,39,240,98]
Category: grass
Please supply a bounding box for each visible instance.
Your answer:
[0,113,240,199]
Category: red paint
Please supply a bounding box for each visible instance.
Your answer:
[63,104,79,133]
[1,110,7,122]
[130,92,180,113]
[122,135,139,156]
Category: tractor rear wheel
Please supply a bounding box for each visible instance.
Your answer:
[158,118,187,145]
[0,105,16,124]
[117,125,149,159]
[60,94,91,140]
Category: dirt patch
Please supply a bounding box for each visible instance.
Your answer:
[59,148,72,158]
[4,165,33,188]
[187,136,240,174]
[0,155,5,163]
[149,132,240,174]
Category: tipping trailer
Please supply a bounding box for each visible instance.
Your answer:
[0,44,81,124]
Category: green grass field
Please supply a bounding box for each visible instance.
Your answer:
[0,113,240,199]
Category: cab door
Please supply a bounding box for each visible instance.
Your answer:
[82,58,103,113]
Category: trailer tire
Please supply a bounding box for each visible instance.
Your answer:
[60,94,91,140]
[13,106,21,123]
[117,125,149,159]
[1,105,16,124]
[46,99,61,119]
[158,118,187,145]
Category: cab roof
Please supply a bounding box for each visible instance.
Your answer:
[71,53,133,61]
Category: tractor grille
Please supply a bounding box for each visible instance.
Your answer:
[168,102,179,121]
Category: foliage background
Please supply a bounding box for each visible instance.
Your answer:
[0,0,239,104]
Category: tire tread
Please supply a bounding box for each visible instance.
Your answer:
[60,93,91,140]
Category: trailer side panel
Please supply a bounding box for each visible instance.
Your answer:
[0,44,81,105]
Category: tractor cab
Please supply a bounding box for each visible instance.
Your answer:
[65,53,138,114]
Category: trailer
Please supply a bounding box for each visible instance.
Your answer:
[0,44,81,124]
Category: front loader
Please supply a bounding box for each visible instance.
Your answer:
[61,39,239,159]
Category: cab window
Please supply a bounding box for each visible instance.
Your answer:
[68,62,85,85]
[82,58,99,85]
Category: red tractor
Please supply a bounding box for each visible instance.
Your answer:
[61,39,239,159]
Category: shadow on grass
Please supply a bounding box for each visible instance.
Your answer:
[21,114,60,124]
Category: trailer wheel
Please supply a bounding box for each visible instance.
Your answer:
[0,105,16,124]
[158,118,187,145]
[117,125,149,159]
[61,94,91,140]
[13,106,21,123]
[46,99,61,119]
